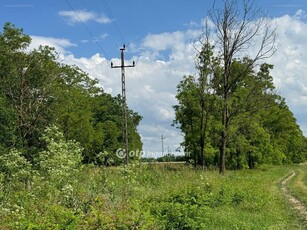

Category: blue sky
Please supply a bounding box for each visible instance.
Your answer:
[2,0,306,57]
[1,0,307,157]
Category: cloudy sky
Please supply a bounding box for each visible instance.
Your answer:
[1,0,307,157]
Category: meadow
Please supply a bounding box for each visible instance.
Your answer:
[0,163,306,229]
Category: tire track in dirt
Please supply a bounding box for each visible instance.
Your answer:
[281,171,307,226]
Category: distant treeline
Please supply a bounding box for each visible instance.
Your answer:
[142,154,187,163]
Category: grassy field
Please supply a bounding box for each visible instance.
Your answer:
[0,163,306,229]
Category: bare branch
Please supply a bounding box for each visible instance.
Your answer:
[205,0,277,174]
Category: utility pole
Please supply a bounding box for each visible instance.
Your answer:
[111,45,135,165]
[161,134,166,155]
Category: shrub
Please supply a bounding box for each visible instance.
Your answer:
[36,125,83,184]
[0,148,32,186]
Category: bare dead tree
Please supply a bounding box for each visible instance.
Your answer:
[208,0,276,174]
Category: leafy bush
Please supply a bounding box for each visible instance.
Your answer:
[0,148,32,186]
[148,185,214,229]
[36,125,83,184]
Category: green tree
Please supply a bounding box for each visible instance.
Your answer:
[261,99,307,164]
[0,23,62,155]
[90,94,143,165]
[174,46,307,169]
[209,0,276,174]
[174,43,220,168]
[173,75,201,166]
[0,95,16,148]
[0,23,143,166]
[52,65,100,153]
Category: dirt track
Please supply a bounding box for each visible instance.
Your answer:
[281,171,307,226]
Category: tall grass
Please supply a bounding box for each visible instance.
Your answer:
[0,163,304,229]
[287,165,307,207]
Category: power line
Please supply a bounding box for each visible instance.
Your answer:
[133,68,153,114]
[64,0,111,67]
[132,56,156,114]
[99,0,126,45]
[133,65,168,155]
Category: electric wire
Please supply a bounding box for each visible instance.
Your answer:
[132,67,166,155]
[64,0,111,67]
[101,3,159,151]
[133,68,153,114]
[99,0,126,45]
[65,0,163,151]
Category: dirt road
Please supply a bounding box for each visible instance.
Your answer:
[281,171,307,226]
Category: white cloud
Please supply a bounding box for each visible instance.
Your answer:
[58,10,111,25]
[64,53,112,89]
[142,31,185,51]
[95,16,112,24]
[294,9,307,20]
[60,30,198,154]
[99,33,108,40]
[266,10,307,135]
[29,36,76,54]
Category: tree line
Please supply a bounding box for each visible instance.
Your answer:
[173,0,307,172]
[0,22,142,166]
[1,0,306,174]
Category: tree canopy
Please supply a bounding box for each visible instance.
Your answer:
[173,44,307,169]
[0,22,142,165]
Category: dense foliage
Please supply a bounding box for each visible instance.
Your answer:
[173,44,307,169]
[0,23,142,166]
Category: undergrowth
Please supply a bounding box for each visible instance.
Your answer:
[0,163,305,229]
